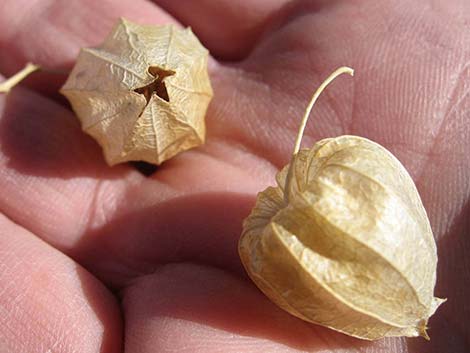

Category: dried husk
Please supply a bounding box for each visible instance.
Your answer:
[239,69,445,341]
[60,18,213,165]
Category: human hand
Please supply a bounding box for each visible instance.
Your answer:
[0,0,468,352]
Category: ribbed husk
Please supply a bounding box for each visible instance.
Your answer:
[239,135,445,340]
[61,18,213,165]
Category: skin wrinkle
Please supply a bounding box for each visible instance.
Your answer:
[0,214,122,352]
[348,74,358,136]
[207,65,289,169]
[238,19,355,159]
[85,179,125,233]
[122,262,359,352]
[207,135,279,176]
[440,62,470,126]
[154,0,289,61]
[79,178,167,284]
[2,249,54,348]
[294,47,353,137]
[191,142,278,186]
[416,62,470,233]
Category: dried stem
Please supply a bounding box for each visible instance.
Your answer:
[0,63,41,93]
[284,66,354,203]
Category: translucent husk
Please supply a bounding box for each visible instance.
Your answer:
[0,19,213,166]
[239,67,445,340]
[60,18,213,165]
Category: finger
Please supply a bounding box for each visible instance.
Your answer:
[408,65,470,352]
[0,84,141,263]
[122,263,396,353]
[153,0,289,60]
[0,213,121,352]
[0,84,270,288]
[71,145,274,286]
[0,0,177,95]
[225,0,470,168]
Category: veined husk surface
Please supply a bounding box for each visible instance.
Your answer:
[239,135,445,340]
[61,18,213,165]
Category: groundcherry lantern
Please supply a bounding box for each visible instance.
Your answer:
[60,18,213,165]
[238,67,445,340]
[0,19,213,166]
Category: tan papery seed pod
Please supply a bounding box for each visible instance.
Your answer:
[239,67,445,340]
[60,18,213,165]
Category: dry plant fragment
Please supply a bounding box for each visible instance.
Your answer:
[0,63,40,93]
[239,67,445,340]
[60,18,213,165]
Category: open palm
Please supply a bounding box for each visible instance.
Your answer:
[0,0,469,352]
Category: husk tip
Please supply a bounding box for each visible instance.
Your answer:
[431,297,447,316]
[418,321,431,340]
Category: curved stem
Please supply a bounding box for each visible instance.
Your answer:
[284,66,354,202]
[292,67,354,155]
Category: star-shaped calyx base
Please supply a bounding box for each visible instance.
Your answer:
[134,66,176,108]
